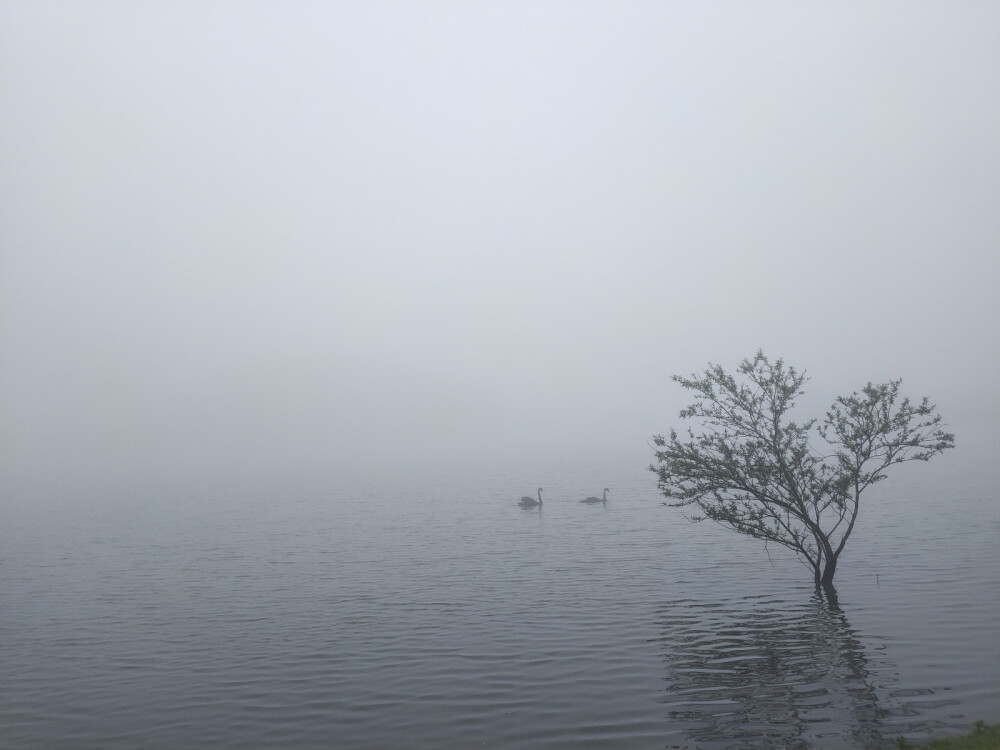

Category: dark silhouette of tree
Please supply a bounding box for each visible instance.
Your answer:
[650,352,954,590]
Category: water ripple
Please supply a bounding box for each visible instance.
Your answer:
[1,466,997,748]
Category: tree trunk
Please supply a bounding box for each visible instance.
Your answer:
[820,554,838,588]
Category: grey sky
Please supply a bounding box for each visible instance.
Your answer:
[2,2,998,489]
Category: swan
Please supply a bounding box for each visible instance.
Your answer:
[581,488,609,504]
[518,488,543,508]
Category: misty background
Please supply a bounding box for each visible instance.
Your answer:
[2,2,998,495]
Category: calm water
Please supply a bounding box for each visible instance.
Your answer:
[2,460,998,749]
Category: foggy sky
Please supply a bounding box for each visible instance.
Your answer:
[2,2,998,490]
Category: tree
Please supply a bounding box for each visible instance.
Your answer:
[649,352,954,590]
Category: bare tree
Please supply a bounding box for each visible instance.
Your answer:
[649,352,954,590]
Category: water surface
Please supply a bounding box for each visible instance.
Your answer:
[2,462,997,748]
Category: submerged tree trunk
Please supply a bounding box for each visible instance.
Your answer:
[820,579,840,609]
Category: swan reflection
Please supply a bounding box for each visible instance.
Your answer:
[654,593,893,749]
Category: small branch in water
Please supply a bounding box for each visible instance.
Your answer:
[763,540,776,569]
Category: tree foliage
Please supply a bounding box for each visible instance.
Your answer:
[649,352,955,589]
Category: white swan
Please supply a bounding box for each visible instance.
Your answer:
[581,488,609,504]
[518,488,543,508]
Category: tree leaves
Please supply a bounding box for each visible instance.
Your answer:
[650,352,955,587]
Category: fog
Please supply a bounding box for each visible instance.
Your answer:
[2,2,998,493]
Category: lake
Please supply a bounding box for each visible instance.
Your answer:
[2,457,998,749]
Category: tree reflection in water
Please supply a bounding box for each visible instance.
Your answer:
[654,592,894,750]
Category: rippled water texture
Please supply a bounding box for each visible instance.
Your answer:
[2,462,998,748]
